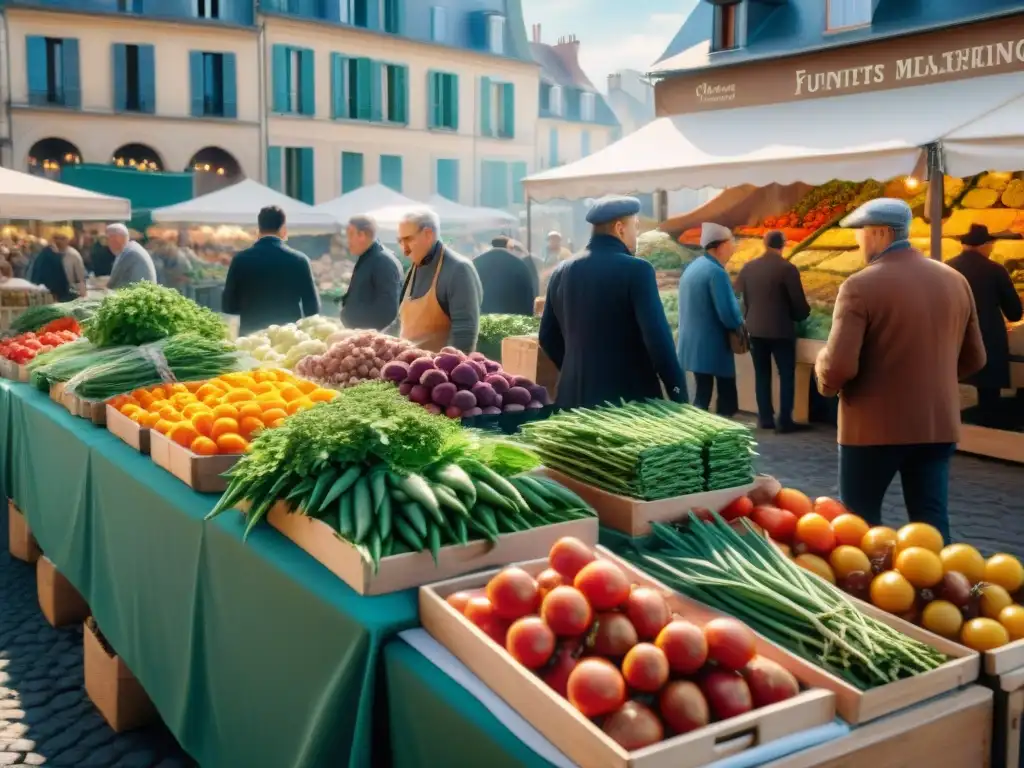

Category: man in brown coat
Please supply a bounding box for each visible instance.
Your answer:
[815,198,986,543]
[736,230,811,432]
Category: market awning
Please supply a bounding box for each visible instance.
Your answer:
[150,178,338,232]
[523,73,1024,203]
[313,184,421,223]
[0,166,131,221]
[942,73,1024,177]
[426,195,517,229]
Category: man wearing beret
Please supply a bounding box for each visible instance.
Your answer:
[815,198,986,542]
[539,195,686,409]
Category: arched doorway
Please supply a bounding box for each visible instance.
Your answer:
[187,146,243,195]
[27,138,82,178]
[111,143,163,172]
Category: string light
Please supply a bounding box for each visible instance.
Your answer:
[904,176,920,191]
[112,156,161,171]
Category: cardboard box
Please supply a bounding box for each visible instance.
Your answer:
[0,358,29,382]
[420,548,836,768]
[533,296,545,317]
[8,500,41,563]
[50,382,77,413]
[83,618,157,733]
[539,468,781,537]
[149,429,239,493]
[265,500,598,595]
[106,405,151,454]
[500,335,559,400]
[73,394,107,425]
[36,556,89,628]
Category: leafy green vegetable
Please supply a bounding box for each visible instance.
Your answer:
[84,282,227,347]
[797,306,833,340]
[636,231,693,271]
[477,314,540,360]
[8,298,102,335]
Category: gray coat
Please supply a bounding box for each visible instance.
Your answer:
[341,241,403,331]
[108,241,157,289]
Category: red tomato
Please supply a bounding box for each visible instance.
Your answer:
[813,497,848,522]
[536,568,564,600]
[549,537,596,580]
[567,658,627,718]
[655,619,708,674]
[486,567,540,620]
[541,586,593,636]
[506,616,556,668]
[574,560,631,611]
[602,701,664,750]
[591,611,639,657]
[624,587,671,640]
[700,670,753,720]
[795,513,837,555]
[446,591,474,614]
[659,681,710,734]
[621,643,670,693]
[750,505,798,543]
[464,596,510,645]
[719,495,754,522]
[704,618,757,671]
[541,640,582,696]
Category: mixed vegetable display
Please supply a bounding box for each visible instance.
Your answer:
[294,330,427,389]
[235,316,343,369]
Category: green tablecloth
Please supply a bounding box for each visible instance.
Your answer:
[0,381,419,768]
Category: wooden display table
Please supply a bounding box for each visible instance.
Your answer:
[957,361,1024,465]
[734,339,823,425]
[984,666,1024,768]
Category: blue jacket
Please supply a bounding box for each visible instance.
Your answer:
[678,253,744,378]
[539,234,686,409]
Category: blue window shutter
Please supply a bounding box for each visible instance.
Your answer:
[493,161,509,207]
[449,74,459,129]
[61,38,81,107]
[501,83,514,138]
[430,7,445,41]
[330,52,346,118]
[222,53,237,118]
[299,147,315,204]
[112,44,127,111]
[394,65,408,123]
[341,152,364,193]
[436,159,458,201]
[427,72,438,127]
[300,48,315,115]
[271,45,289,112]
[366,0,380,30]
[267,146,282,190]
[385,0,403,34]
[188,50,204,116]
[26,37,48,105]
[480,160,496,207]
[549,127,558,165]
[380,155,402,191]
[355,58,372,120]
[138,44,156,113]
[511,161,527,204]
[479,77,491,136]
[581,130,590,156]
[369,61,382,122]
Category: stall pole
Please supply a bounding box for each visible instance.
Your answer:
[525,196,533,255]
[655,190,668,222]
[927,142,944,261]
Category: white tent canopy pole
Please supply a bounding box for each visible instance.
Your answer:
[0,167,130,221]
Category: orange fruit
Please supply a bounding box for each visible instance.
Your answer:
[182,403,210,419]
[129,411,144,424]
[211,417,240,440]
[309,389,336,403]
[236,402,262,418]
[141,412,161,429]
[149,387,167,400]
[239,416,265,439]
[261,408,288,426]
[895,523,944,554]
[212,403,239,420]
[225,389,255,403]
[195,384,222,400]
[250,381,274,395]
[831,513,870,548]
[184,380,204,392]
[191,411,215,436]
[121,403,142,417]
[216,433,249,454]
[202,394,221,408]
[279,385,303,402]
[985,554,1024,593]
[153,419,173,435]
[168,423,200,449]
[296,380,317,394]
[259,399,288,413]
[285,399,309,415]
[190,436,219,456]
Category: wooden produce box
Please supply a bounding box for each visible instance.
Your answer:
[984,665,1024,768]
[36,556,89,628]
[84,618,157,733]
[958,423,1024,465]
[539,467,780,537]
[49,382,76,413]
[8,499,41,563]
[501,335,558,401]
[70,392,106,425]
[533,296,545,317]
[149,430,239,493]
[264,501,598,596]
[0,358,29,382]
[105,405,151,454]
[420,548,837,768]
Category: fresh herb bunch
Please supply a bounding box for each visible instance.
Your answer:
[84,283,227,347]
[29,342,137,391]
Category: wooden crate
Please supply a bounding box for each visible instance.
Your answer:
[83,618,157,733]
[7,499,41,563]
[500,335,558,400]
[149,430,239,493]
[50,382,76,413]
[420,549,836,768]
[0,358,29,382]
[958,424,1024,465]
[71,393,106,425]
[538,468,780,537]
[105,405,151,454]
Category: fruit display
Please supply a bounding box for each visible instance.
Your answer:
[0,320,80,364]
[107,369,337,455]
[519,401,755,498]
[207,382,594,568]
[294,331,428,389]
[384,347,550,419]
[234,316,344,369]
[445,538,801,750]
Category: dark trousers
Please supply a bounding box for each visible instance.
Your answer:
[838,443,956,544]
[693,374,738,418]
[750,337,796,428]
[976,387,1003,427]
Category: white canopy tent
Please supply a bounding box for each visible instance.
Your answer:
[427,195,517,229]
[0,166,131,221]
[942,74,1024,177]
[150,178,338,232]
[313,184,420,224]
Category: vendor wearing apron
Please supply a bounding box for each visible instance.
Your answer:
[394,208,483,353]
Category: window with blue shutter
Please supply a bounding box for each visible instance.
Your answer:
[428,72,457,130]
[511,161,527,204]
[330,52,347,119]
[499,83,514,138]
[267,146,283,190]
[26,37,48,106]
[487,15,505,55]
[271,45,289,113]
[353,58,373,120]
[341,152,364,193]
[188,50,204,116]
[61,39,80,108]
[221,53,237,118]
[138,44,155,113]
[189,50,230,117]
[384,64,407,123]
[549,128,559,166]
[581,130,590,157]
[27,36,81,108]
[380,155,402,192]
[827,0,872,30]
[299,147,314,203]
[369,61,382,122]
[430,7,446,42]
[382,0,402,34]
[479,77,492,136]
[299,48,315,115]
[112,44,127,111]
[480,160,509,208]
[436,158,459,201]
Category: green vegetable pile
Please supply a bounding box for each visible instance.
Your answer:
[85,283,226,347]
[519,400,756,499]
[28,340,131,391]
[659,291,679,341]
[7,298,102,336]
[797,306,833,341]
[477,314,540,360]
[208,382,595,570]
[623,515,947,690]
[636,231,692,271]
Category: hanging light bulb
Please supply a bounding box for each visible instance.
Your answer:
[216,167,225,176]
[904,176,920,191]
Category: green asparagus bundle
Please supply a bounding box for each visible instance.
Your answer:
[28,340,136,392]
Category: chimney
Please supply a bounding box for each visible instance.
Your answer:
[532,23,541,43]
[551,34,586,81]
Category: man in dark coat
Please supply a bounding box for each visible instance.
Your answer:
[948,224,1024,426]
[222,206,321,335]
[341,214,402,330]
[474,236,536,315]
[736,229,812,432]
[540,195,686,410]
[28,241,72,301]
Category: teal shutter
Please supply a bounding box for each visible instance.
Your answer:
[300,48,315,115]
[112,44,127,111]
[394,65,408,123]
[299,147,315,204]
[271,45,289,112]
[61,38,80,107]
[267,146,282,191]
[581,130,590,156]
[511,161,527,204]
[427,72,439,127]
[436,159,459,201]
[549,127,559,165]
[380,155,402,191]
[341,152,364,193]
[493,162,509,207]
[480,161,494,207]
[330,52,346,118]
[355,58,372,120]
[369,62,382,122]
[384,0,403,34]
[26,37,48,105]
[501,83,514,138]
[222,52,237,118]
[479,77,491,136]
[447,74,459,129]
[138,44,155,113]
[188,51,204,116]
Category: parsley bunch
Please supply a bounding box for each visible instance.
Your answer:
[84,283,226,348]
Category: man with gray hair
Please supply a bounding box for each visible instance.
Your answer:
[105,223,157,290]
[392,207,482,352]
[341,214,403,331]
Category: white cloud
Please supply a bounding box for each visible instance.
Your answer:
[577,13,685,88]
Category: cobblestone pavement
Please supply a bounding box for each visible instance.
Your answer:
[1,425,1022,766]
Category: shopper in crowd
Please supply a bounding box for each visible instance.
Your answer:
[86,233,116,277]
[106,223,157,290]
[947,224,1024,427]
[544,230,573,266]
[341,214,403,331]
[392,208,482,352]
[222,206,321,335]
[49,229,87,298]
[7,244,30,279]
[678,222,745,416]
[735,229,812,432]
[815,198,986,543]
[510,239,542,297]
[474,236,537,316]
[27,238,72,302]
[539,195,685,409]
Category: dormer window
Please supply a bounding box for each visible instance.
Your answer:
[194,0,219,19]
[712,3,737,51]
[827,0,872,30]
[487,14,506,55]
[549,85,562,116]
[580,92,595,121]
[431,6,446,41]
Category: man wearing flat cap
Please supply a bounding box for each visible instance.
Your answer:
[815,198,986,542]
[948,224,1023,427]
[678,222,746,416]
[539,195,685,409]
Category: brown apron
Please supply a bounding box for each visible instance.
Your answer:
[399,247,451,352]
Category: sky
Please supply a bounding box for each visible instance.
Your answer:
[520,0,698,90]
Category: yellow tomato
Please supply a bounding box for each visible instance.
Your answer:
[921,600,963,639]
[870,571,915,614]
[961,618,1009,651]
[861,527,898,559]
[939,544,987,584]
[794,554,836,584]
[829,545,872,580]
[985,554,1024,594]
[980,584,1014,619]
[999,605,1024,641]
[895,523,944,555]
[894,547,944,589]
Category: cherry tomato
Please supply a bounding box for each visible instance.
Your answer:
[703,618,756,671]
[574,560,630,611]
[567,658,627,718]
[548,537,596,580]
[541,586,593,636]
[506,616,556,668]
[622,643,670,692]
[624,587,671,640]
[794,513,836,554]
[486,567,540,621]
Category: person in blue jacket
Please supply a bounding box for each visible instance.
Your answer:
[678,222,745,417]
[539,195,686,410]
